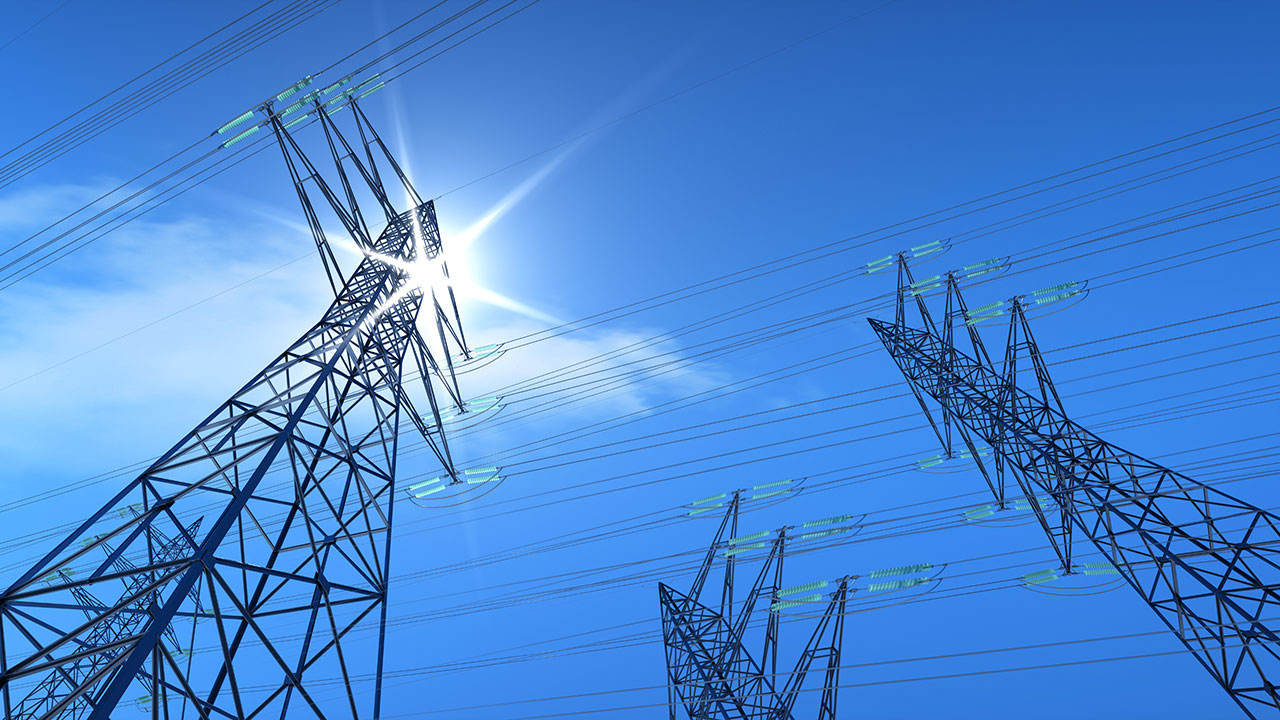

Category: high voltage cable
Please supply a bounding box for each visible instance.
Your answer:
[351,0,509,78]
[5,622,1224,712]
[0,0,75,53]
[0,521,1228,700]
[129,461,1280,648]
[0,1,538,293]
[0,386,1269,604]
[456,334,1280,482]
[0,344,862,520]
[0,145,222,275]
[0,0,336,185]
[209,446,1274,659]
[130,568,1233,706]
[0,252,312,391]
[2,0,890,285]
[481,174,1269,425]
[314,0,456,74]
[0,0,340,189]
[382,450,1279,621]
[444,212,1280,452]
[379,0,545,81]
[391,635,1269,719]
[0,0,274,163]
[264,515,1280,707]
[5,143,1269,412]
[12,0,1266,295]
[221,455,1280,631]
[451,295,1280,478]
[1096,385,1280,434]
[0,0,397,260]
[495,156,1280,356]
[82,348,1280,543]
[371,606,1178,683]
[945,131,1280,249]
[7,304,1269,550]
[368,645,1257,719]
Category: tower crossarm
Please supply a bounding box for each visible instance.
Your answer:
[870,316,1280,716]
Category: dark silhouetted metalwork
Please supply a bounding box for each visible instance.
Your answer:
[0,76,467,720]
[659,494,850,719]
[870,254,1280,717]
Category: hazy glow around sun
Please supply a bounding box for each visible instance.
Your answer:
[318,98,576,331]
[336,204,560,333]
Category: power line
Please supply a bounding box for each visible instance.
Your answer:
[0,0,75,53]
[0,0,340,189]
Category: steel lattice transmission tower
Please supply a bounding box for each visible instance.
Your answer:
[660,493,849,720]
[0,76,470,720]
[14,514,205,719]
[870,255,1280,717]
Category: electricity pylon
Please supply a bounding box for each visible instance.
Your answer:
[12,516,203,719]
[660,493,850,720]
[869,254,1280,717]
[0,75,468,719]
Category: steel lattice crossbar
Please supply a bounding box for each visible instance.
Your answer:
[870,262,1280,717]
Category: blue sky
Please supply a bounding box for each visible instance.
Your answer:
[3,0,1280,717]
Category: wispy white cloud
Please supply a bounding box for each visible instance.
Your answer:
[0,184,330,481]
[422,319,729,466]
[0,181,118,231]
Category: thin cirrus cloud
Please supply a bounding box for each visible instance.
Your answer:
[0,188,323,477]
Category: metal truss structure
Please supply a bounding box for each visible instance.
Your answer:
[14,515,204,719]
[870,255,1280,717]
[659,494,849,720]
[0,78,468,719]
